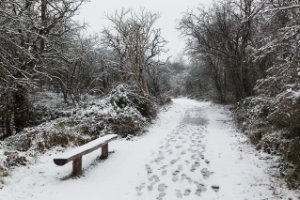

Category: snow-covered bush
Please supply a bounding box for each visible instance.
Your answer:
[0,84,159,183]
[235,96,272,144]
[270,90,300,128]
[234,1,300,188]
[109,85,129,109]
[236,90,300,188]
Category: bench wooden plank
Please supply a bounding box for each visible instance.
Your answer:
[53,134,117,166]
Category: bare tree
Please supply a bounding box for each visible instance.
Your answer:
[51,32,118,105]
[0,0,86,134]
[102,9,167,95]
[179,0,264,102]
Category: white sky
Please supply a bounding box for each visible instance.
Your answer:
[75,0,214,61]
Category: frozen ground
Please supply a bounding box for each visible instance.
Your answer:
[0,98,299,200]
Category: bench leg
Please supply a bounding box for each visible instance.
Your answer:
[100,144,108,159]
[72,156,82,176]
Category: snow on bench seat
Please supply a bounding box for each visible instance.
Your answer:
[53,134,118,175]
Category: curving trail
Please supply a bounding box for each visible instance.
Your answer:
[0,99,298,200]
[136,107,210,199]
[134,99,298,200]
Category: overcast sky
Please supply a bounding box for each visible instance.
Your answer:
[75,0,214,61]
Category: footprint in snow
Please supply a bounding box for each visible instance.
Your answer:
[136,182,146,195]
[167,150,173,155]
[181,173,192,183]
[194,182,207,195]
[194,156,201,162]
[145,164,152,174]
[211,184,220,192]
[149,174,160,183]
[201,168,213,178]
[186,176,193,184]
[157,192,166,200]
[147,184,154,191]
[184,189,191,196]
[194,161,201,167]
[191,154,198,160]
[170,159,178,165]
[195,188,203,196]
[161,170,167,176]
[172,175,179,182]
[172,170,180,176]
[158,184,168,192]
[175,189,183,198]
[181,173,187,180]
[190,167,196,172]
[177,164,183,171]
[160,164,168,170]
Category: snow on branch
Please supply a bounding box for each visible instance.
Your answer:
[263,4,300,13]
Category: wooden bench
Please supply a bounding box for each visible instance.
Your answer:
[53,134,118,176]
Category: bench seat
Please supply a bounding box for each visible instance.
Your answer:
[53,134,118,175]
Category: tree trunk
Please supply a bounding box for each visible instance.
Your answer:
[5,110,12,137]
[230,67,246,102]
[14,84,29,133]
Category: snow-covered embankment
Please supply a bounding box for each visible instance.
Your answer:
[0,98,298,200]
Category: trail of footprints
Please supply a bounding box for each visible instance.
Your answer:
[136,110,217,199]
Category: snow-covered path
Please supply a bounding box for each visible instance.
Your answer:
[0,99,298,200]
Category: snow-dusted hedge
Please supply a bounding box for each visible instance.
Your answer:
[235,89,300,188]
[0,84,160,184]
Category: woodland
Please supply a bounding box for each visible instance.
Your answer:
[0,0,300,190]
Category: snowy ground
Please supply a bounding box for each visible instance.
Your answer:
[0,98,299,200]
